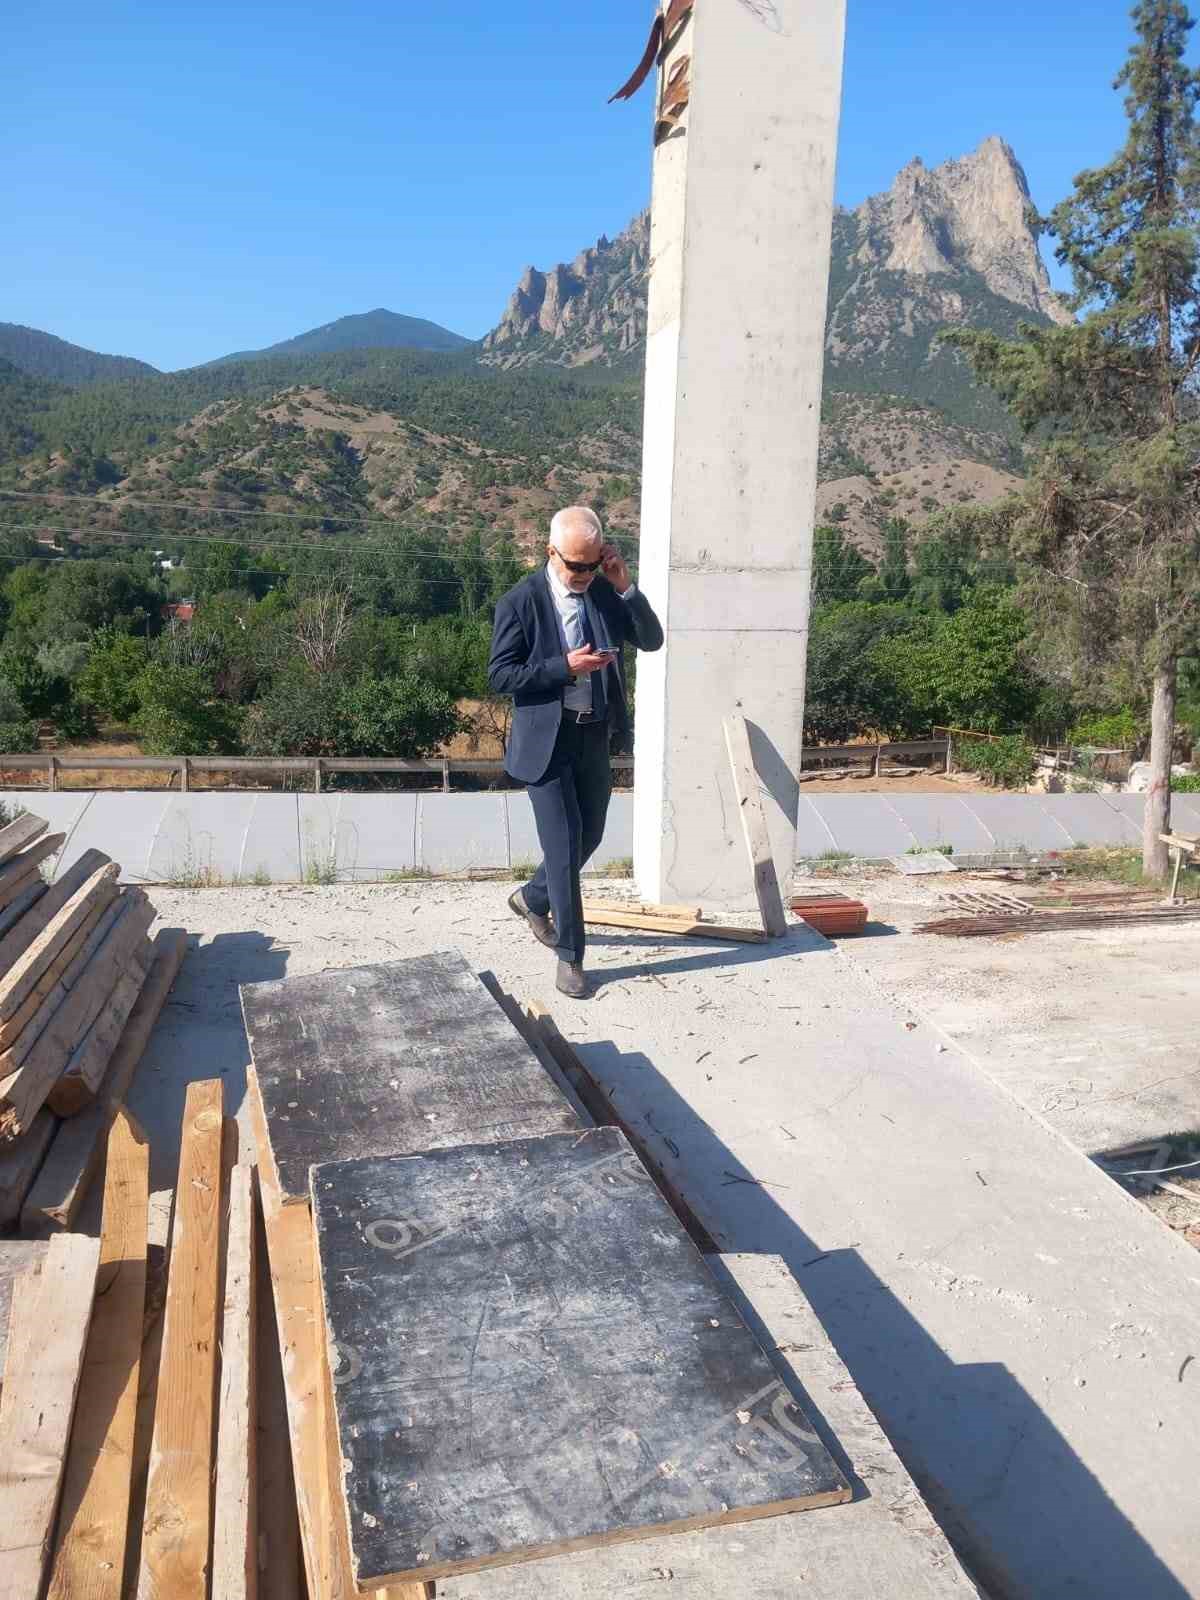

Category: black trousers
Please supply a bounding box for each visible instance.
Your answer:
[521,717,612,963]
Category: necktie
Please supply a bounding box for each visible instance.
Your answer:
[576,598,607,720]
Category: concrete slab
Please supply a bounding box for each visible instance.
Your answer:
[297,794,417,880]
[891,852,958,875]
[795,797,844,860]
[803,797,918,859]
[441,1253,980,1599]
[147,794,262,884]
[63,791,172,882]
[0,794,96,879]
[959,796,1076,853]
[886,796,996,855]
[1038,793,1139,847]
[417,794,509,872]
[832,870,1200,1154]
[135,880,1200,1599]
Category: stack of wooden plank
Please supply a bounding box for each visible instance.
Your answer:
[0,1090,300,1600]
[0,811,189,1233]
[789,892,869,937]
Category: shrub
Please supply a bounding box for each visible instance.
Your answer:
[1070,707,1145,750]
[1171,774,1200,793]
[0,678,39,754]
[956,735,1036,790]
[134,664,242,755]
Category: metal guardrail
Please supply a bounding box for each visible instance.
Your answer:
[0,740,954,792]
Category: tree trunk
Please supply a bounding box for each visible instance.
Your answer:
[1142,658,1177,878]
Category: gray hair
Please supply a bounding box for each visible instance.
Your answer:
[549,506,603,550]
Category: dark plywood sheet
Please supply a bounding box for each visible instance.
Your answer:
[311,1128,849,1587]
[242,951,581,1204]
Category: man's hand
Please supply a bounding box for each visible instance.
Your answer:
[600,543,632,592]
[567,646,615,676]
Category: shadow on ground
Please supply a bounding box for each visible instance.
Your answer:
[573,1035,1190,1600]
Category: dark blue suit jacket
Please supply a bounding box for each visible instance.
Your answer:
[488,568,664,783]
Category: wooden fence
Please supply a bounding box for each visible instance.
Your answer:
[0,740,953,793]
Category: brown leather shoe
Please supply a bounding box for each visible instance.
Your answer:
[508,888,557,949]
[556,960,591,999]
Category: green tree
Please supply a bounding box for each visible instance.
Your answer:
[810,525,873,605]
[874,586,1040,734]
[0,678,38,754]
[947,0,1200,873]
[77,628,148,722]
[803,602,915,742]
[134,663,242,755]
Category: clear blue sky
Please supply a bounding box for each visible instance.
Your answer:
[1,0,1165,371]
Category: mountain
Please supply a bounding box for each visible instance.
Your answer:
[480,217,649,369]
[209,309,473,366]
[0,323,159,385]
[480,137,1067,542]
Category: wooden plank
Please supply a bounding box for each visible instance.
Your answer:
[252,1185,301,1600]
[20,930,188,1238]
[0,1242,48,1383]
[581,898,702,920]
[0,1232,101,1600]
[582,907,767,942]
[0,851,111,977]
[1,1267,41,1401]
[136,1079,225,1600]
[310,1129,850,1589]
[0,833,64,907]
[0,814,48,868]
[242,951,581,1205]
[0,862,120,1025]
[46,1109,149,1600]
[0,880,47,943]
[0,867,40,920]
[46,961,148,1118]
[0,893,155,1139]
[723,715,789,938]
[0,1109,58,1226]
[0,894,124,1056]
[524,999,715,1250]
[213,1164,258,1600]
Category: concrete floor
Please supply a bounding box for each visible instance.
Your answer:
[128,880,1200,1600]
[818,869,1200,1154]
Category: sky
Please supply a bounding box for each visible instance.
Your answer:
[1,0,1169,371]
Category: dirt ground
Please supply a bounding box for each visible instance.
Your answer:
[797,768,991,794]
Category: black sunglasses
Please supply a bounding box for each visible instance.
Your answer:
[552,549,603,574]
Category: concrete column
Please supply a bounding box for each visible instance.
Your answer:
[633,0,845,906]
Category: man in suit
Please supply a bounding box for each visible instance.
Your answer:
[489,505,664,997]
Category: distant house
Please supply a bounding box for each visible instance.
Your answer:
[163,600,196,624]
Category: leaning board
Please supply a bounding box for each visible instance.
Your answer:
[311,1128,850,1588]
[243,952,582,1204]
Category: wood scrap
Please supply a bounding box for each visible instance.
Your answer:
[46,950,151,1118]
[136,1079,225,1600]
[0,879,47,942]
[724,714,789,937]
[0,1108,57,1226]
[581,898,702,920]
[21,929,189,1237]
[789,894,869,936]
[0,1232,101,1600]
[0,862,120,1024]
[0,894,118,1058]
[0,892,155,1140]
[0,850,112,980]
[0,1241,48,1383]
[253,1192,301,1600]
[0,813,48,867]
[0,831,63,905]
[46,1109,149,1600]
[582,905,767,942]
[213,1164,258,1600]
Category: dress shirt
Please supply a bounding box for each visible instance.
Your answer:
[546,562,636,714]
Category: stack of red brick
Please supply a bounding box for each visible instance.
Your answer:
[789,892,869,937]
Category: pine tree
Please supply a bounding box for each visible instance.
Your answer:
[948,0,1200,875]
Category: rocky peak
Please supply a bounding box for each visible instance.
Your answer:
[853,136,1070,324]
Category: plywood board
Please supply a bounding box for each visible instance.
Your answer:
[242,951,581,1204]
[47,1109,149,1600]
[310,1128,850,1588]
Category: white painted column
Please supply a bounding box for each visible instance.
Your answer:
[633,0,845,907]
